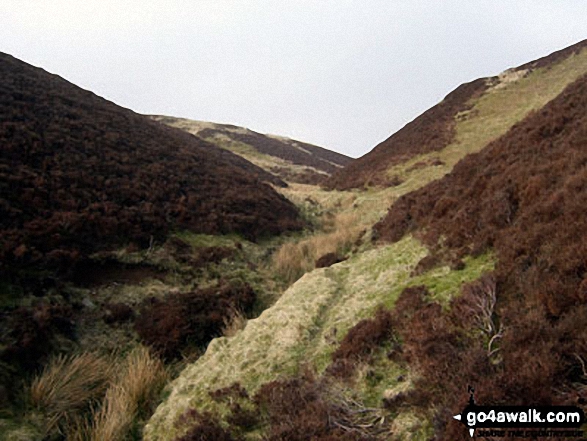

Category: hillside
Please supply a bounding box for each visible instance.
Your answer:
[144,40,587,441]
[0,52,306,436]
[150,116,353,185]
[0,52,303,280]
[326,38,587,190]
[4,38,587,441]
[373,71,587,439]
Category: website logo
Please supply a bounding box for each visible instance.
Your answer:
[453,387,585,438]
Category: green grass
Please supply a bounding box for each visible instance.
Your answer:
[406,252,495,306]
[385,46,587,194]
[143,235,495,440]
[143,46,586,441]
[172,231,243,249]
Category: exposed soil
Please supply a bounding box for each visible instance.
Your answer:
[70,260,167,287]
[0,52,304,281]
[315,252,346,268]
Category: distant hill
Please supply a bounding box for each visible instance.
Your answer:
[150,116,352,185]
[0,53,303,279]
[326,39,587,190]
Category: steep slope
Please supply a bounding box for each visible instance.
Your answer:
[326,38,587,190]
[375,71,587,313]
[0,53,303,279]
[144,236,494,440]
[150,116,353,185]
[371,71,587,440]
[145,40,587,441]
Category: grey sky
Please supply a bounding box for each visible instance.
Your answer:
[1,1,586,157]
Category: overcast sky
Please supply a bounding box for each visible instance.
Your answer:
[1,1,586,157]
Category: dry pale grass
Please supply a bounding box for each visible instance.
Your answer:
[30,352,114,436]
[272,211,363,284]
[222,307,248,338]
[89,346,168,441]
[30,347,168,440]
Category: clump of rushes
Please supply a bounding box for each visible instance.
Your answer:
[272,212,362,284]
[89,346,168,441]
[30,352,114,437]
[30,347,168,440]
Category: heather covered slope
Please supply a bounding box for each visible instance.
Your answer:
[151,116,352,185]
[326,38,587,190]
[0,53,303,278]
[144,40,587,441]
[373,72,587,438]
[375,71,587,312]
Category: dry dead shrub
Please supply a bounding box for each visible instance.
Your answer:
[253,372,382,440]
[89,346,168,441]
[30,352,114,436]
[176,409,240,441]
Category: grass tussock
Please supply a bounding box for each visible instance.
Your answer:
[30,347,167,440]
[89,346,168,441]
[272,211,363,284]
[222,308,248,338]
[30,352,114,436]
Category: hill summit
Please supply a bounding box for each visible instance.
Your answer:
[0,53,303,279]
[326,38,587,190]
[151,116,353,185]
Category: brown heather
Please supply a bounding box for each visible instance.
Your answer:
[372,73,587,439]
[0,52,303,282]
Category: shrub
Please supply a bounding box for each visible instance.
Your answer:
[135,282,256,359]
[176,410,239,441]
[3,303,74,372]
[103,302,134,325]
[328,308,394,379]
[253,372,380,440]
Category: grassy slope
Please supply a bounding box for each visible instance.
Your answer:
[329,44,587,192]
[145,235,493,440]
[145,47,587,440]
[150,116,343,184]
